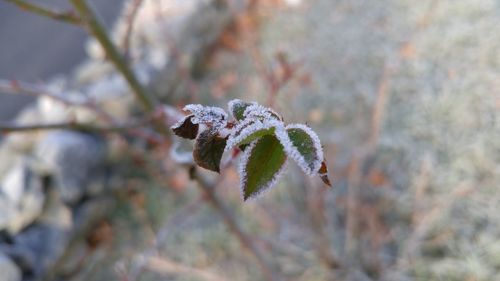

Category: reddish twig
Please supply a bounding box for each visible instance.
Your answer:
[121,0,145,61]
[5,0,82,24]
[192,170,280,281]
[0,120,144,134]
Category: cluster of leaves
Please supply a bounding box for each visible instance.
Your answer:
[171,100,331,201]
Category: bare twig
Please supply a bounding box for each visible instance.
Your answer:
[306,181,342,269]
[0,120,144,134]
[0,79,113,122]
[121,0,145,61]
[4,0,82,24]
[127,196,204,281]
[0,79,84,106]
[368,62,391,150]
[144,256,229,281]
[192,170,279,281]
[70,0,156,112]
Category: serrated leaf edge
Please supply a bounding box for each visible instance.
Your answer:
[224,118,284,153]
[275,123,323,175]
[228,99,257,120]
[238,139,288,201]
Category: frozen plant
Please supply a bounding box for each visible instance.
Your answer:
[171,100,331,201]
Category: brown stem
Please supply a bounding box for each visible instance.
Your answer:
[121,0,145,61]
[0,120,143,134]
[5,0,82,24]
[0,79,113,122]
[192,170,279,281]
[70,0,156,112]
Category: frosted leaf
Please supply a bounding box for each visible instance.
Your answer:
[170,114,199,139]
[193,129,227,173]
[183,104,228,129]
[228,99,256,121]
[275,123,324,175]
[243,104,283,121]
[239,135,287,201]
[224,118,284,152]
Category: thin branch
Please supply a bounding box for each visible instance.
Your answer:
[368,62,391,150]
[0,79,114,122]
[192,170,279,281]
[144,256,229,281]
[0,120,144,134]
[127,196,204,281]
[4,0,82,24]
[121,0,145,61]
[70,0,156,112]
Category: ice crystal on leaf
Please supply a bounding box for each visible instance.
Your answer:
[238,135,287,201]
[224,118,284,153]
[242,103,282,121]
[228,99,256,121]
[275,123,323,175]
[170,100,331,201]
[183,104,228,129]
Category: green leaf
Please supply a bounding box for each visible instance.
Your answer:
[171,115,199,139]
[193,129,227,173]
[238,127,275,146]
[240,135,287,201]
[229,99,254,121]
[277,124,323,175]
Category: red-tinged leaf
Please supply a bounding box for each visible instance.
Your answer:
[240,135,287,201]
[193,129,227,173]
[318,159,332,187]
[171,115,199,139]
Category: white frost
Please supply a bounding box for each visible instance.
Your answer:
[242,104,282,121]
[224,118,284,152]
[227,99,256,119]
[275,123,323,175]
[182,104,228,128]
[238,139,287,201]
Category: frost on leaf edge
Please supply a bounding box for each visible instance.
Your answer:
[224,118,284,153]
[275,123,323,175]
[238,138,287,201]
[242,103,282,121]
[183,104,228,128]
[228,99,256,120]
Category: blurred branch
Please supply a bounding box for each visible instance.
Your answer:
[121,0,145,61]
[70,0,156,112]
[4,0,82,24]
[305,181,342,270]
[127,196,204,280]
[0,120,145,134]
[368,62,391,150]
[0,79,114,122]
[192,170,280,281]
[144,256,228,281]
[0,79,82,106]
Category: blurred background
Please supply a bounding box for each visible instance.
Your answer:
[0,0,499,281]
[0,0,123,120]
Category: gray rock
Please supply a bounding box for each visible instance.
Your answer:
[1,187,72,280]
[4,223,70,279]
[0,253,21,281]
[35,130,107,204]
[0,159,44,235]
